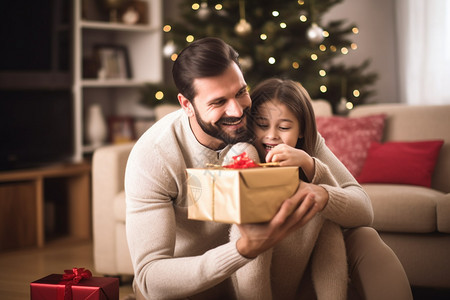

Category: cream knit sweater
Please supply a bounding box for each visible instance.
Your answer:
[125,109,373,299]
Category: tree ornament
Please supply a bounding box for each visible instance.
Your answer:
[307,23,324,43]
[235,0,252,36]
[337,97,348,114]
[239,56,253,72]
[163,40,176,58]
[235,19,252,36]
[197,2,210,20]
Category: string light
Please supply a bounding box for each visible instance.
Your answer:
[330,45,337,52]
[272,11,279,17]
[298,0,304,5]
[351,43,358,50]
[320,85,327,93]
[260,34,267,40]
[268,57,276,64]
[346,102,354,110]
[171,54,178,61]
[192,3,200,10]
[292,62,300,69]
[311,54,318,60]
[322,31,329,37]
[341,47,349,54]
[299,15,307,22]
[186,35,194,42]
[319,44,326,51]
[280,22,287,29]
[353,90,360,97]
[163,25,171,32]
[319,69,326,76]
[352,27,359,34]
[155,91,164,100]
[215,4,222,10]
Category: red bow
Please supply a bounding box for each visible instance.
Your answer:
[223,152,260,169]
[60,268,92,300]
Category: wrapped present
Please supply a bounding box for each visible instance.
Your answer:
[187,152,299,224]
[30,268,119,300]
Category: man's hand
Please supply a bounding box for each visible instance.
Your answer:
[236,181,329,258]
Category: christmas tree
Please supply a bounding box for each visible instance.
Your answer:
[142,0,378,114]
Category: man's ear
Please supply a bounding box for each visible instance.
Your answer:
[178,93,194,117]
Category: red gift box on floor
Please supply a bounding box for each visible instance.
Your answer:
[30,269,119,300]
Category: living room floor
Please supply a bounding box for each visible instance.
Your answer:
[0,238,133,300]
[1,238,449,300]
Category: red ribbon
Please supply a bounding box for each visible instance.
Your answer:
[223,152,260,169]
[60,268,92,300]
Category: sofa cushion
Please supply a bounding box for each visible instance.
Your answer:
[362,184,445,233]
[114,191,126,223]
[437,193,450,233]
[316,114,385,177]
[357,140,444,187]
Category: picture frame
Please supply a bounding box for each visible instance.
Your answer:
[94,45,132,79]
[107,116,135,144]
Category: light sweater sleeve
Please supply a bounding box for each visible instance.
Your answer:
[311,134,374,228]
[125,113,251,299]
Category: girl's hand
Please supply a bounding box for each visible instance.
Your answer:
[266,144,315,180]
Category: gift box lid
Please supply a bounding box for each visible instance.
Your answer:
[30,274,119,300]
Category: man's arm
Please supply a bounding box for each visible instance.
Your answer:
[236,181,328,258]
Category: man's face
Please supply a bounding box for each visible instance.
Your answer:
[189,63,252,149]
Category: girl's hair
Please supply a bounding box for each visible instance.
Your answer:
[250,78,318,156]
[172,37,240,103]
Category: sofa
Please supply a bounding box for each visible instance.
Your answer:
[92,102,450,289]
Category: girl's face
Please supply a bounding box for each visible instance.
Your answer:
[253,99,302,160]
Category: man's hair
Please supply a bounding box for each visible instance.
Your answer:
[172,37,240,102]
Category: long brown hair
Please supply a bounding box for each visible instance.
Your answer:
[250,78,318,156]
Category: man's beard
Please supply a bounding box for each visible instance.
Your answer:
[194,107,252,145]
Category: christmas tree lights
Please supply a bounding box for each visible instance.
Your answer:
[144,0,377,113]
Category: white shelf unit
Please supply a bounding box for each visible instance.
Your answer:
[72,0,162,161]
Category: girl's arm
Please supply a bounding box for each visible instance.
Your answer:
[311,134,373,228]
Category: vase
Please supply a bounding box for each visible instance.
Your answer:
[86,104,107,148]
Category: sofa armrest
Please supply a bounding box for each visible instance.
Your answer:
[92,142,134,274]
[437,193,450,233]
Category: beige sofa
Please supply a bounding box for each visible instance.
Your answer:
[92,102,450,288]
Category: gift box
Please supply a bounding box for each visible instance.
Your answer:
[30,269,119,300]
[186,166,299,224]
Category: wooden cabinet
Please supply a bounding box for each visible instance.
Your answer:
[72,0,163,161]
[0,163,91,251]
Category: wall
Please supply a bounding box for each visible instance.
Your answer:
[323,0,399,103]
[162,0,399,104]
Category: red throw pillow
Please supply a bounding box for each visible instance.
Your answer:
[316,114,386,177]
[357,140,444,187]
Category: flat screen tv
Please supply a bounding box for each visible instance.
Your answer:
[0,90,75,171]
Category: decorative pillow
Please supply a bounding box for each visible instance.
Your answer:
[357,140,444,187]
[316,114,386,177]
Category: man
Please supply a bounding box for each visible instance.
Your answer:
[125,37,412,299]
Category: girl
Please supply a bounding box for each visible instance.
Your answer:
[230,78,371,299]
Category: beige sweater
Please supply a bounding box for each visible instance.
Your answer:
[125,109,373,299]
[229,146,348,300]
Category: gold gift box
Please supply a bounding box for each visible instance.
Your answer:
[186,166,299,224]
